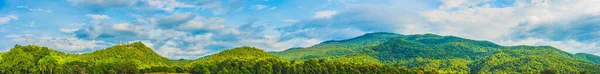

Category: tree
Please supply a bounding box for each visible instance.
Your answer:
[117,60,139,74]
[38,56,58,74]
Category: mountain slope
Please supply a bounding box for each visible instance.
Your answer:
[0,42,182,73]
[469,46,600,73]
[185,46,423,74]
[272,32,600,73]
[575,53,600,64]
[186,46,280,66]
[73,42,172,68]
[271,32,403,61]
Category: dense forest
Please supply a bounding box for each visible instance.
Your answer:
[1,32,599,74]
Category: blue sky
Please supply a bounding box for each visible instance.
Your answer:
[0,0,599,59]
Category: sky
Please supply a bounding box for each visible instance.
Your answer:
[0,0,599,59]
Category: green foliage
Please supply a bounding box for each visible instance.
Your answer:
[0,33,599,73]
[575,53,600,64]
[273,32,600,73]
[187,47,434,74]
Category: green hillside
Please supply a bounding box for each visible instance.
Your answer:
[73,42,172,68]
[0,42,188,74]
[273,32,600,73]
[0,32,599,73]
[271,32,403,61]
[575,53,600,64]
[185,46,432,74]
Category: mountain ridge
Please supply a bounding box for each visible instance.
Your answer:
[273,32,600,73]
[0,32,599,73]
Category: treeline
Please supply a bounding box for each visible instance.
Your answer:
[1,42,599,74]
[189,58,438,74]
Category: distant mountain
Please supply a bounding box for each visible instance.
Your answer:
[272,32,600,73]
[575,53,600,64]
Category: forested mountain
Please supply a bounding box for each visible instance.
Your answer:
[0,32,599,73]
[575,53,600,64]
[0,42,188,73]
[185,46,436,74]
[273,32,600,73]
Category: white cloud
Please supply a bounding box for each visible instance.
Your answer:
[422,6,522,40]
[313,10,337,18]
[282,19,298,23]
[0,15,18,25]
[16,6,52,13]
[251,4,267,10]
[5,34,109,51]
[438,0,467,10]
[420,0,600,56]
[145,0,195,12]
[60,28,79,33]
[67,0,138,9]
[498,38,600,55]
[179,17,227,31]
[156,40,209,59]
[86,14,110,24]
[111,23,131,30]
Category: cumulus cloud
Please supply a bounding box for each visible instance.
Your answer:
[153,13,227,34]
[5,34,110,52]
[72,22,151,41]
[59,28,79,33]
[498,38,600,56]
[195,0,247,15]
[86,14,110,24]
[421,0,600,55]
[279,4,430,41]
[67,0,195,12]
[0,15,18,25]
[313,10,337,18]
[145,0,195,12]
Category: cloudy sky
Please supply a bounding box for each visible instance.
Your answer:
[0,0,599,59]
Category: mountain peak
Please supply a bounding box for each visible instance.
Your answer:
[321,32,403,44]
[206,46,276,59]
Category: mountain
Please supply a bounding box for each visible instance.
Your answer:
[1,32,599,73]
[575,53,600,64]
[0,42,185,74]
[72,42,173,68]
[272,32,600,73]
[186,46,279,65]
[271,32,402,61]
[185,46,426,74]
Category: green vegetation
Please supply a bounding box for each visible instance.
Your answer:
[0,32,599,73]
[185,46,436,74]
[273,32,600,73]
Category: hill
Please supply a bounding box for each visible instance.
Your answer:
[1,32,599,73]
[272,32,600,73]
[73,42,172,68]
[575,53,600,64]
[186,46,280,66]
[0,42,185,74]
[185,46,429,74]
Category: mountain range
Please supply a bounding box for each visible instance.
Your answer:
[1,32,599,73]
